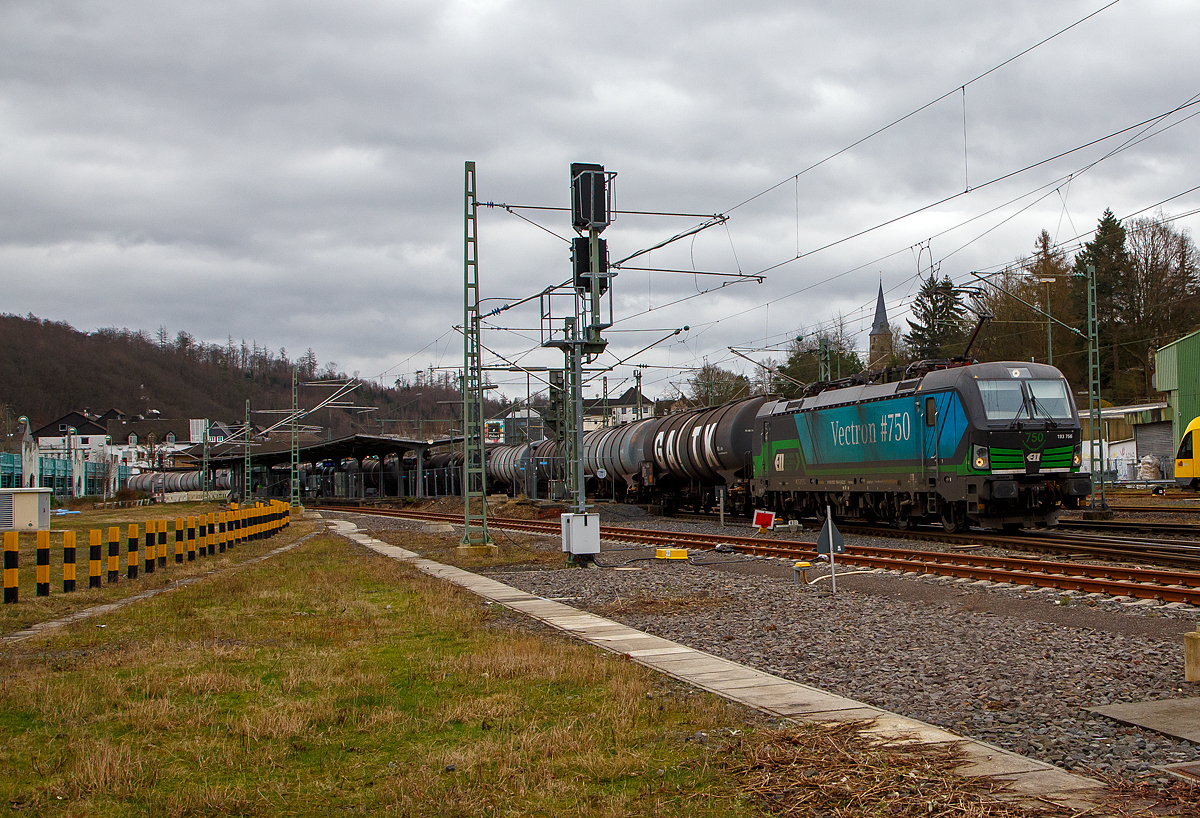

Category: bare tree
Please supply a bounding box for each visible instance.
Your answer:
[686,361,750,406]
[1120,213,1200,394]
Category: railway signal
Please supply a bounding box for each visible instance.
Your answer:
[816,507,845,593]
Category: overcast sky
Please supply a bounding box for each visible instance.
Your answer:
[3,0,1198,402]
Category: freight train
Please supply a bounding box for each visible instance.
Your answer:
[126,470,232,493]
[485,360,1093,532]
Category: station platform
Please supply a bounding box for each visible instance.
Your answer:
[324,517,1107,813]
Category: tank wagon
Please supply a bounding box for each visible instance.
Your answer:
[127,470,232,493]
[485,360,1092,531]
[485,397,767,513]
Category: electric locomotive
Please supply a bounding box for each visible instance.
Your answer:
[752,361,1092,531]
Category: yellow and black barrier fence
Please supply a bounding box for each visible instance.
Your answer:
[1,501,292,604]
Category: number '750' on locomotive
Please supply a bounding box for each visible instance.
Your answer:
[753,361,1093,532]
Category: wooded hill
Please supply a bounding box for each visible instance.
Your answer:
[0,313,500,439]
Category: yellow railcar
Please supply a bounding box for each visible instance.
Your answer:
[1175,416,1200,491]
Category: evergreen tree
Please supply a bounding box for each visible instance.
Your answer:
[1072,209,1130,396]
[906,273,967,359]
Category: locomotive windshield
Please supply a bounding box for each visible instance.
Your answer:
[977,378,1073,420]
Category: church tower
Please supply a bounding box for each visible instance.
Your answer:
[868,283,893,368]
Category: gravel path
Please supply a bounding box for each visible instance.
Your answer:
[329,509,1200,788]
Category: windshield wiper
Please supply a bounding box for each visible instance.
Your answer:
[1026,391,1058,428]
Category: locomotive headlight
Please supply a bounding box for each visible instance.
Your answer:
[1072,444,1082,467]
[972,445,989,470]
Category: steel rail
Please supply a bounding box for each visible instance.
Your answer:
[1056,519,1200,536]
[315,506,1200,604]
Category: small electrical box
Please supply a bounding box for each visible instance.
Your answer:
[560,513,600,555]
[655,548,688,560]
[0,488,52,532]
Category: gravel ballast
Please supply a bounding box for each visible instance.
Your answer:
[332,509,1200,788]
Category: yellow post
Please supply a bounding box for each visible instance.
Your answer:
[186,516,197,561]
[89,529,102,588]
[174,518,184,564]
[197,514,207,557]
[144,520,155,574]
[107,526,120,582]
[63,530,78,592]
[36,530,50,597]
[4,531,18,603]
[127,523,140,580]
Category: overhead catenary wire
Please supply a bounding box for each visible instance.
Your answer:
[652,96,1200,370]
[722,0,1124,215]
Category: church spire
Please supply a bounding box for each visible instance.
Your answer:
[868,282,893,368]
[870,282,889,336]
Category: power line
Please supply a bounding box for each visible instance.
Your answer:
[723,0,1124,215]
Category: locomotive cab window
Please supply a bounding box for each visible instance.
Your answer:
[1180,431,1194,460]
[1025,380,1072,419]
[978,380,1025,419]
[924,397,936,427]
[978,378,1073,421]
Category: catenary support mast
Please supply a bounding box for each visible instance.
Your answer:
[461,161,494,551]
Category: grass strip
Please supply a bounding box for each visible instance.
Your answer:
[0,504,302,633]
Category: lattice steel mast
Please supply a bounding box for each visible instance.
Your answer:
[461,161,494,550]
[242,399,252,503]
[290,367,301,507]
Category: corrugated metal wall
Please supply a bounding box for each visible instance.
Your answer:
[1156,328,1200,448]
[1135,421,1175,478]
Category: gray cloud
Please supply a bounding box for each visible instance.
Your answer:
[2,0,1198,401]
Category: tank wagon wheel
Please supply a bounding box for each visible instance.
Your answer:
[894,516,910,531]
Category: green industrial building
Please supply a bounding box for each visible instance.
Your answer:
[1154,327,1200,452]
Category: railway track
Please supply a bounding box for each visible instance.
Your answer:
[670,509,1200,564]
[314,505,1200,606]
[1056,518,1200,537]
[1103,503,1200,513]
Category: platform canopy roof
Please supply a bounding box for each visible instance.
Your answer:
[193,433,460,469]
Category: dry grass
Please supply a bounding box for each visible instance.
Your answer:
[370,526,566,571]
[726,722,1048,818]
